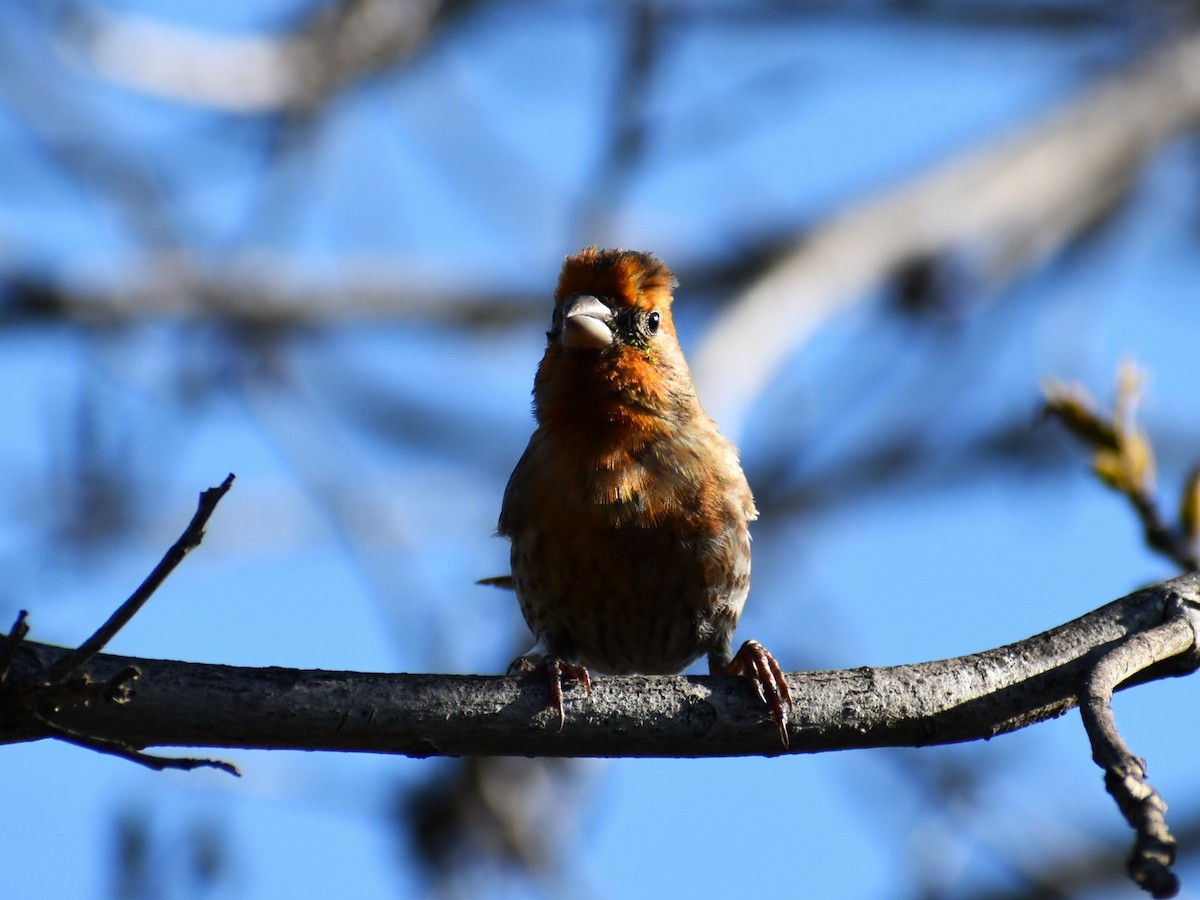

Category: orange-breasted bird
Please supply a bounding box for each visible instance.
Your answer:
[495,247,792,744]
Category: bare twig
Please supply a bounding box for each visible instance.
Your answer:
[45,474,236,685]
[0,477,239,776]
[0,610,30,687]
[1078,594,1200,898]
[47,720,241,777]
[1128,488,1199,572]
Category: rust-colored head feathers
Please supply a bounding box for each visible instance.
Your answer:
[554,246,678,315]
[533,247,692,435]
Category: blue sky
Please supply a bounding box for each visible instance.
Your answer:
[3,3,1200,898]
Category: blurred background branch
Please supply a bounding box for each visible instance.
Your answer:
[696,24,1200,424]
[61,0,456,113]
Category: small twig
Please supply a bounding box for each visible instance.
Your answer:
[1129,487,1200,573]
[0,478,240,778]
[45,718,241,777]
[1077,596,1200,898]
[45,474,235,684]
[0,610,30,686]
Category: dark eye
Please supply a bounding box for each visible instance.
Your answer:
[646,311,661,334]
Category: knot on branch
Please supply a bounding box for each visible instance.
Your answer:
[1161,593,1200,676]
[0,609,140,728]
[44,666,142,711]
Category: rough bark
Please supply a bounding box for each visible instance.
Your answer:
[3,572,1197,759]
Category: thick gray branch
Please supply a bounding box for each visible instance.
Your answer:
[3,573,1198,758]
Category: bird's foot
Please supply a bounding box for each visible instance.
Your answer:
[726,640,793,748]
[508,654,592,730]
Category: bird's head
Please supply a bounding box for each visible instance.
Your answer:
[549,246,678,354]
[532,247,698,437]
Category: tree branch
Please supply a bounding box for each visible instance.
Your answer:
[1079,591,1200,899]
[0,476,240,776]
[1,573,1197,760]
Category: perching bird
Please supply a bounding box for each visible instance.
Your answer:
[495,247,791,744]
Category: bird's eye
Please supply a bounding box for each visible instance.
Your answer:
[646,311,661,334]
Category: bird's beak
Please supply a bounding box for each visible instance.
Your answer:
[560,294,614,351]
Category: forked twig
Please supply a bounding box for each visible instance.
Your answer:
[45,474,235,684]
[1,477,240,777]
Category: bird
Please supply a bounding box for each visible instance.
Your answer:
[494,246,792,745]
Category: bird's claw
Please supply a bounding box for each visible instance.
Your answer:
[546,657,592,730]
[726,639,793,748]
[509,654,592,731]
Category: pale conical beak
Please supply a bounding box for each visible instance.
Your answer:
[560,294,614,350]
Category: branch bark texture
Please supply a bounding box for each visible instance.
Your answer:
[3,573,1198,759]
[1078,593,1200,898]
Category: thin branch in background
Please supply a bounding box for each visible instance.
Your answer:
[58,0,453,113]
[0,263,543,325]
[401,757,587,894]
[695,28,1200,426]
[21,24,1200,333]
[574,0,666,241]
